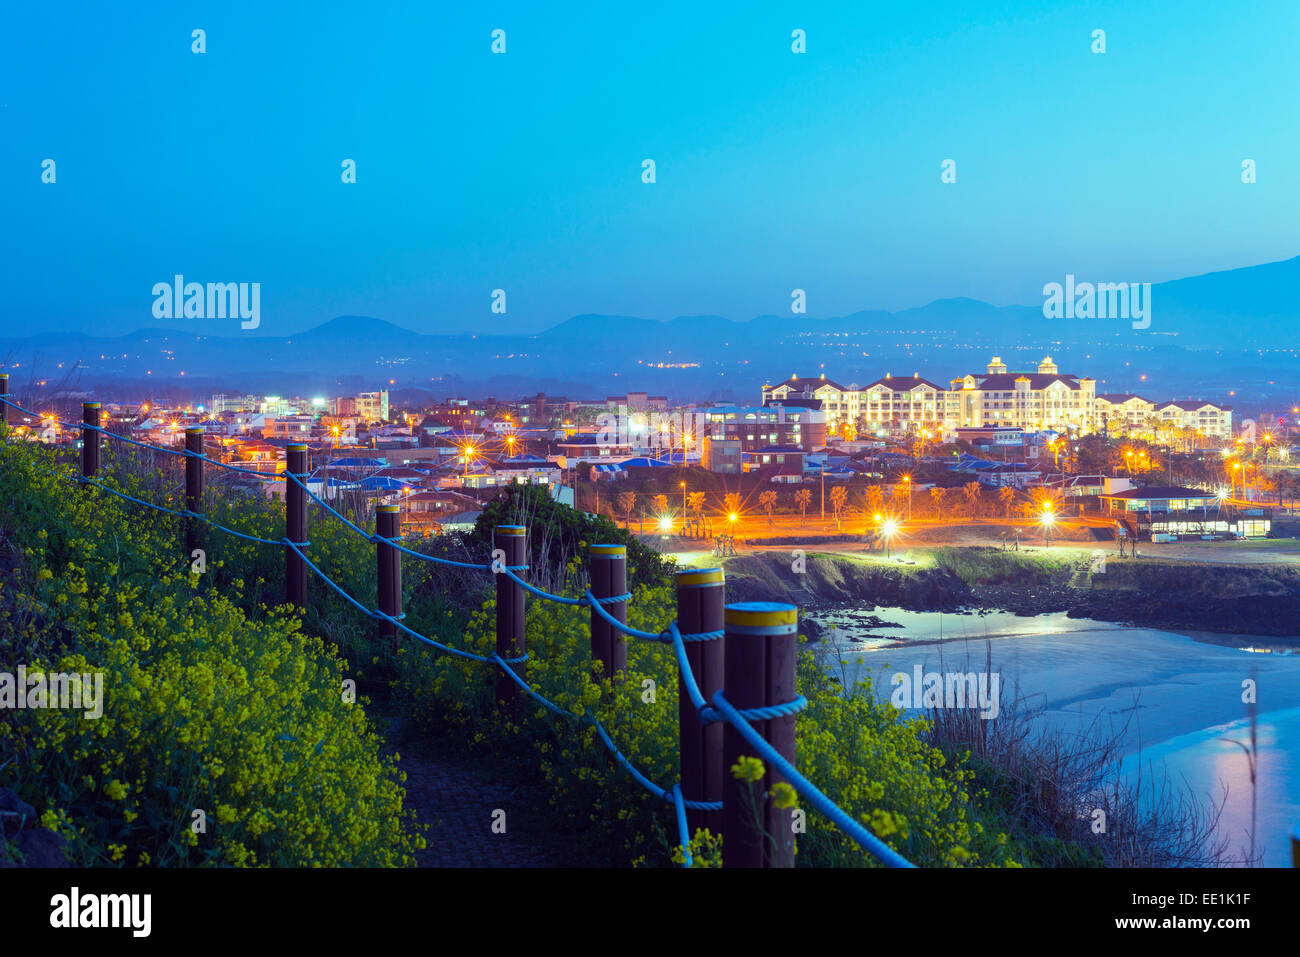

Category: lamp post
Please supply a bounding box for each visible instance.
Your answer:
[880,517,898,559]
[1041,507,1055,547]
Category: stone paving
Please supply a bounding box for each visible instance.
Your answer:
[386,720,571,868]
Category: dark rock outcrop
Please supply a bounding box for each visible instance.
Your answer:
[0,788,69,867]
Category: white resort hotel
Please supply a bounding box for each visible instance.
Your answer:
[763,356,1232,443]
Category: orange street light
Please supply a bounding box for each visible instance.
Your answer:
[879,517,899,557]
[1040,507,1055,546]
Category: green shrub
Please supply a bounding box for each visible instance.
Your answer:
[473,483,675,588]
[0,437,420,866]
[392,549,1021,867]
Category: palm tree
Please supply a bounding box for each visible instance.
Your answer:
[617,490,636,529]
[962,481,982,518]
[998,484,1016,517]
[794,487,812,524]
[829,485,847,529]
[723,492,741,519]
[929,485,946,515]
[890,481,909,508]
[865,484,885,518]
[652,493,669,519]
[759,489,777,526]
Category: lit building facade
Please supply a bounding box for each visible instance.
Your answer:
[702,405,827,452]
[861,374,947,436]
[762,375,859,435]
[356,390,390,424]
[1155,400,1233,440]
[947,357,1096,434]
[1095,393,1157,435]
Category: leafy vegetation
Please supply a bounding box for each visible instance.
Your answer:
[0,437,420,866]
[0,438,1095,868]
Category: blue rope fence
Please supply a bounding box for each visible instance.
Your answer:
[0,395,913,868]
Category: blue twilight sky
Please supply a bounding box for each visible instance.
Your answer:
[2,0,1298,337]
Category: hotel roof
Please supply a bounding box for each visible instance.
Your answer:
[865,375,946,391]
[768,375,850,393]
[1097,393,1152,404]
[963,372,1086,390]
[1156,400,1232,412]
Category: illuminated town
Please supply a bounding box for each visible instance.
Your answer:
[2,350,1289,547]
[3,3,1298,926]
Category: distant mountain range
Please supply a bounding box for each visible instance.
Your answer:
[3,255,1298,408]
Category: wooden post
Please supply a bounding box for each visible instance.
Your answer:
[676,567,725,838]
[0,373,7,425]
[722,601,798,869]
[589,543,628,680]
[285,443,308,609]
[376,504,401,642]
[494,525,526,708]
[82,403,101,479]
[185,426,205,557]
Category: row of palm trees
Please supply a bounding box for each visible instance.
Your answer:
[611,480,1061,532]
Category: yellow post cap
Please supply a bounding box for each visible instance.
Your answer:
[676,567,724,587]
[725,601,798,635]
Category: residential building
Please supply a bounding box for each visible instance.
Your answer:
[947,356,1097,434]
[261,415,316,440]
[1095,393,1157,435]
[762,375,859,435]
[702,405,827,452]
[701,436,742,474]
[742,444,806,477]
[1154,400,1233,440]
[356,390,390,424]
[605,391,668,413]
[861,373,948,437]
[421,401,484,432]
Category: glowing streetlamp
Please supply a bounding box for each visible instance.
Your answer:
[1040,505,1055,547]
[880,517,899,558]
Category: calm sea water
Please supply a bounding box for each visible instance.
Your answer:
[816,608,1300,867]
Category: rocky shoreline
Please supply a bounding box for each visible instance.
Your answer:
[722,550,1300,642]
